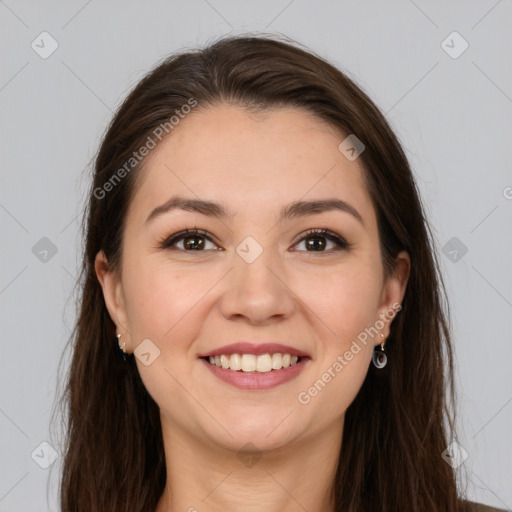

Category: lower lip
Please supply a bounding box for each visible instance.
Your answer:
[200,357,310,390]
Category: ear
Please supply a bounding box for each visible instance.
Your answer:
[376,250,410,343]
[94,250,131,348]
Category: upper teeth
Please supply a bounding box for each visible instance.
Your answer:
[208,353,299,372]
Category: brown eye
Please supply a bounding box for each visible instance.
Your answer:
[292,229,349,253]
[159,229,218,251]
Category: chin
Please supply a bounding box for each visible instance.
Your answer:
[205,414,303,452]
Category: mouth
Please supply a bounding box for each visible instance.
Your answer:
[200,353,308,373]
[198,341,311,389]
[199,351,311,390]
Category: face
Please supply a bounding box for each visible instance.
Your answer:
[96,104,409,453]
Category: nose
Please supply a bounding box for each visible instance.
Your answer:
[219,248,295,325]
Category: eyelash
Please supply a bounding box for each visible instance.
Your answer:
[157,227,350,254]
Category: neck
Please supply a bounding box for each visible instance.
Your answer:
[155,415,343,512]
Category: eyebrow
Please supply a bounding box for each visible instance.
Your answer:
[145,195,364,226]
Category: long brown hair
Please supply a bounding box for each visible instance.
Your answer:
[53,34,467,511]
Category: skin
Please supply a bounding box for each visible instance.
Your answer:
[95,104,410,512]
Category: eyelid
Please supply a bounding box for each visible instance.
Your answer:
[158,227,350,252]
[157,228,220,250]
[292,228,350,251]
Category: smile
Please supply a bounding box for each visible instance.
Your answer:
[206,353,301,372]
[200,353,311,390]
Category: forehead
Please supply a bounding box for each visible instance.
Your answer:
[127,104,375,226]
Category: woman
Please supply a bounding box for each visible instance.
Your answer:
[56,35,505,511]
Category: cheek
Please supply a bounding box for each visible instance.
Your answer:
[121,258,213,407]
[298,260,383,344]
[122,256,211,340]
[296,268,380,417]
[307,264,383,413]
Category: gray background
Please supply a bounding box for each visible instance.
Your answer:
[1,0,511,510]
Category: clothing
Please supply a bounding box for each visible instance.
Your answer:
[462,499,510,512]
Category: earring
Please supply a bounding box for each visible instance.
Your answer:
[372,332,387,369]
[116,333,128,362]
[116,333,127,353]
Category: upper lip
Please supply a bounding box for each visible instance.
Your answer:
[198,342,311,358]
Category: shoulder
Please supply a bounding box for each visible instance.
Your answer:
[460,499,510,512]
